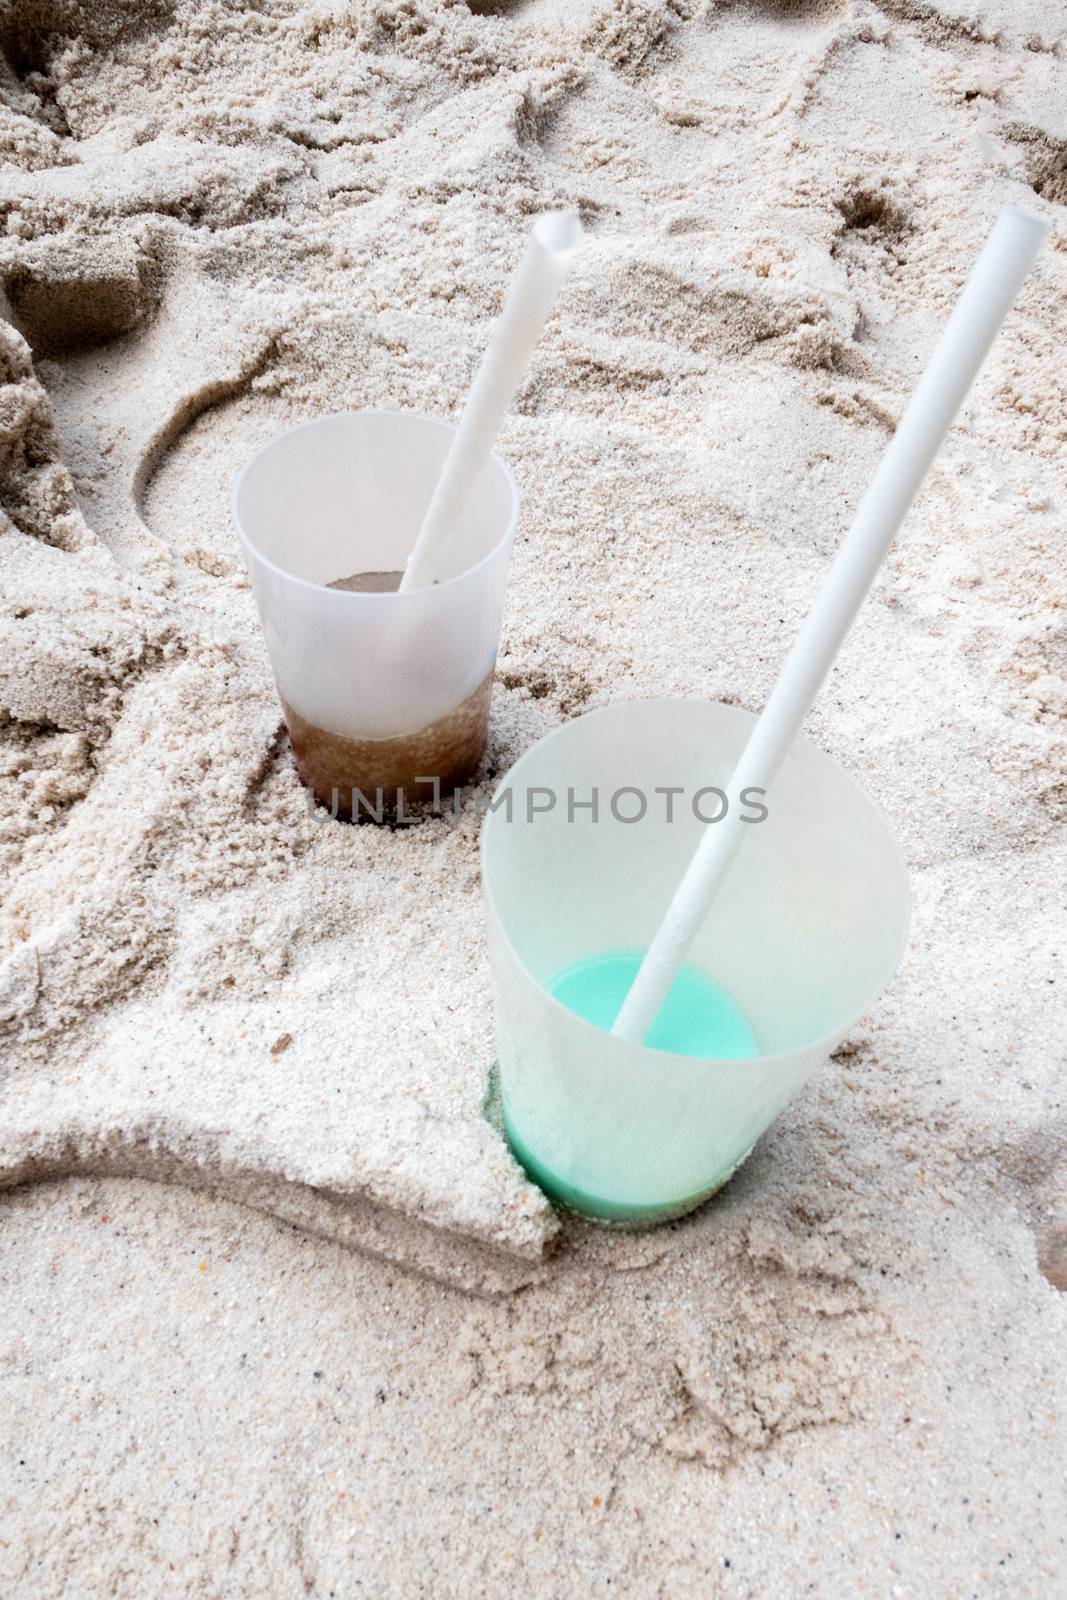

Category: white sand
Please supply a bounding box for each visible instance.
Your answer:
[0,0,1064,1590]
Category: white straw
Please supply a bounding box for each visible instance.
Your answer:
[612,203,1049,1045]
[399,210,583,592]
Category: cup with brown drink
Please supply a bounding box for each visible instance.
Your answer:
[233,409,517,821]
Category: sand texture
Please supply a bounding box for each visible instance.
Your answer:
[0,0,1065,1591]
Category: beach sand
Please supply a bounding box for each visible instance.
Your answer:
[0,0,1064,1591]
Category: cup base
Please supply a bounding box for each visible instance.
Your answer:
[282,670,493,822]
[502,1098,753,1228]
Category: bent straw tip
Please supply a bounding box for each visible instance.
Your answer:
[532,209,584,258]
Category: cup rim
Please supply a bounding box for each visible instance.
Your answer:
[230,408,520,600]
[480,697,912,1073]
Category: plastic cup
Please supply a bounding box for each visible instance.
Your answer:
[232,411,518,820]
[481,699,910,1224]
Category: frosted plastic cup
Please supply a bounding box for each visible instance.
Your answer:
[232,411,518,820]
[481,699,910,1225]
